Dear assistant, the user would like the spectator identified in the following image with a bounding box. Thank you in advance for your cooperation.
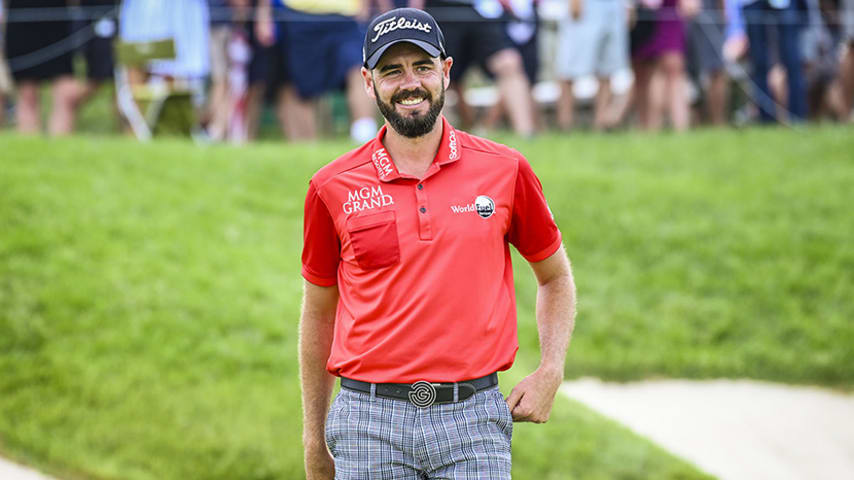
[740,0,807,123]
[417,0,537,136]
[630,0,697,131]
[556,0,630,131]
[687,0,730,124]
[801,0,848,120]
[482,0,542,132]
[206,0,235,140]
[268,0,377,143]
[241,0,284,140]
[5,0,79,135]
[72,0,119,106]
[840,0,854,118]
[0,0,11,127]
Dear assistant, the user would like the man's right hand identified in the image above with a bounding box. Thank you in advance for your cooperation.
[304,440,334,479]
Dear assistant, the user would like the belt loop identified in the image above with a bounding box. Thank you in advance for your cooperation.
[370,383,377,401]
[453,382,459,403]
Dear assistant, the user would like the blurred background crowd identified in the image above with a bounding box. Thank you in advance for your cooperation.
[1,0,853,142]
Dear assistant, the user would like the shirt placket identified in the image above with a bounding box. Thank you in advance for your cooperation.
[415,180,432,241]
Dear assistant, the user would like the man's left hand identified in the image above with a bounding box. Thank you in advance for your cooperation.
[504,366,564,423]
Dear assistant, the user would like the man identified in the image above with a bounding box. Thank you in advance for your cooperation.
[842,0,854,118]
[0,0,9,127]
[556,0,630,131]
[740,0,807,123]
[300,8,575,479]
[5,0,79,134]
[265,0,378,142]
[686,0,729,125]
[412,0,537,136]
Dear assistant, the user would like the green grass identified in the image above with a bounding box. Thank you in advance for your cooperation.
[2,125,851,479]
[504,126,854,387]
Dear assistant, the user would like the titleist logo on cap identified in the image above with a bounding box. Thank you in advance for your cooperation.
[371,16,432,43]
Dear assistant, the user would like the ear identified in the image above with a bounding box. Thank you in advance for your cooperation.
[442,56,453,90]
[361,66,376,100]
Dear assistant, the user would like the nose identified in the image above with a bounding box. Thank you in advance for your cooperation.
[399,68,420,90]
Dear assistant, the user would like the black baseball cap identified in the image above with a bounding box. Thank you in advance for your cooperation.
[363,8,446,70]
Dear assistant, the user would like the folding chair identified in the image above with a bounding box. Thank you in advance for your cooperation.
[114,39,197,140]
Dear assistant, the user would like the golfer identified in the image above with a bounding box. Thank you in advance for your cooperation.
[300,8,576,479]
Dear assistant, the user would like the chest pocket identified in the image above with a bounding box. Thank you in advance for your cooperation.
[346,210,400,269]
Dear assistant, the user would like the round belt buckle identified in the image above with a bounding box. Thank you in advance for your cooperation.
[408,380,437,408]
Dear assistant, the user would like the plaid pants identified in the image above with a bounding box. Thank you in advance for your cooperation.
[325,385,513,479]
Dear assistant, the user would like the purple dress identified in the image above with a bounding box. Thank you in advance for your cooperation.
[632,0,686,61]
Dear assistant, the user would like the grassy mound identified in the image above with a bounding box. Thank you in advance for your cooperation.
[3,126,851,478]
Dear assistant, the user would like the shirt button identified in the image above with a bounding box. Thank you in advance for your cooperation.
[419,207,426,213]
[417,184,423,190]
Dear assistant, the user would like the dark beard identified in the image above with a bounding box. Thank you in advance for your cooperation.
[375,85,444,138]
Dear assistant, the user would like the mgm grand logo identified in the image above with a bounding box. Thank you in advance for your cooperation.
[342,185,395,214]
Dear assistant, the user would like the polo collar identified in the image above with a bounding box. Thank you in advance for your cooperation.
[370,116,462,182]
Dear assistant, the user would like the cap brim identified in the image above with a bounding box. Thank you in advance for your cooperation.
[365,39,442,70]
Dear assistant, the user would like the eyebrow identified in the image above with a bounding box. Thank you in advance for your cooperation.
[378,59,435,74]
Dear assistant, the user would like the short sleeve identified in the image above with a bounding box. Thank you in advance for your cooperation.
[507,156,562,262]
[301,180,340,286]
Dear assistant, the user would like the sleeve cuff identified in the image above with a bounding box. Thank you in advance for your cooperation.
[301,267,338,287]
[521,233,563,263]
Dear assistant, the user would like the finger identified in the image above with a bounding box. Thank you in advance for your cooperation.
[511,396,532,421]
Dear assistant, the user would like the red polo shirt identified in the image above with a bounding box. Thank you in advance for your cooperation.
[302,117,561,383]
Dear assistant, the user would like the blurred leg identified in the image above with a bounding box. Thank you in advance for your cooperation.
[632,60,654,129]
[824,78,848,121]
[592,77,612,130]
[768,65,788,118]
[557,79,575,131]
[487,48,535,136]
[481,96,506,131]
[744,3,774,122]
[660,51,689,131]
[278,84,317,140]
[346,67,377,143]
[208,80,230,140]
[246,83,266,140]
[451,81,476,131]
[841,43,854,118]
[706,69,729,125]
[16,81,42,134]
[777,4,806,121]
[49,75,80,135]
[207,26,231,141]
[647,67,666,131]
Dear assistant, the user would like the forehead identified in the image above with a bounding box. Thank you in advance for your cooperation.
[375,42,438,68]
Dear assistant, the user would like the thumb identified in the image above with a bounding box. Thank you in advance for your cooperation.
[505,386,523,412]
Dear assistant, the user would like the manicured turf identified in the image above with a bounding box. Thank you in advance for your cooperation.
[2,125,851,478]
[504,126,854,387]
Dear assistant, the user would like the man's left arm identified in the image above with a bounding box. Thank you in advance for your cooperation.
[505,246,576,423]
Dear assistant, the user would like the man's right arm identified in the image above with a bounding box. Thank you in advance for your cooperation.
[300,280,340,479]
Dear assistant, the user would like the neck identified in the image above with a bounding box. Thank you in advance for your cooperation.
[382,116,444,179]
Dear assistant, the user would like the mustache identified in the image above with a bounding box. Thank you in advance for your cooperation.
[391,89,431,104]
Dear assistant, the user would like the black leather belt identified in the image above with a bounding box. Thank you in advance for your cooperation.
[340,372,498,408]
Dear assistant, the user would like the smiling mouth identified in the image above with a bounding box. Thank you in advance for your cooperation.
[398,97,426,106]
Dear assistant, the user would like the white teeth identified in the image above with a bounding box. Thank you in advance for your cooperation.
[399,97,424,105]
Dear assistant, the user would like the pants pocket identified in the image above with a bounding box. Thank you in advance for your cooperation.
[492,389,514,444]
[325,391,347,455]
